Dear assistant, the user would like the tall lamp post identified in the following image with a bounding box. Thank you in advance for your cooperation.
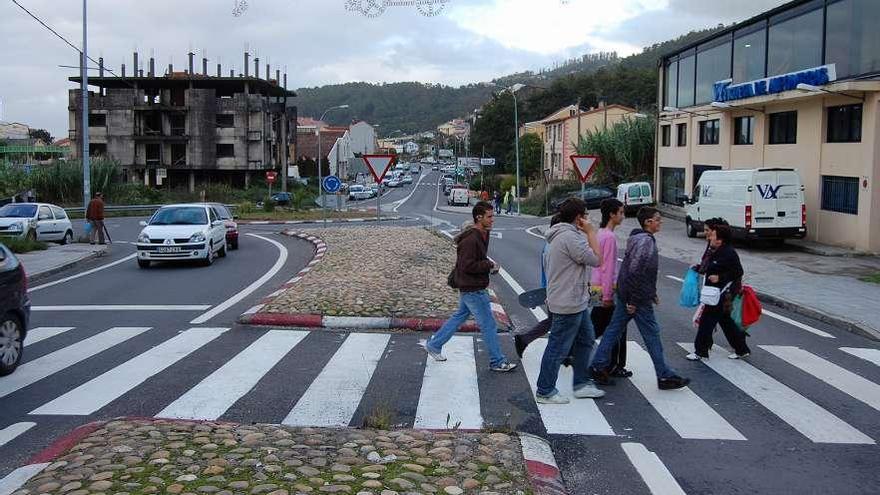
[81,0,91,210]
[316,104,349,222]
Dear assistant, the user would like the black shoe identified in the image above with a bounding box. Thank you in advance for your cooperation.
[561,356,574,368]
[514,335,527,358]
[610,367,633,378]
[658,375,691,390]
[590,366,615,386]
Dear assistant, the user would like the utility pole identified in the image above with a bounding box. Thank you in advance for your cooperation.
[81,0,91,209]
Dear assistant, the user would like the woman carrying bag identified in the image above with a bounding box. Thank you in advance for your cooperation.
[685,220,751,361]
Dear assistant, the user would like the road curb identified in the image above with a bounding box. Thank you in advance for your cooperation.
[237,216,405,225]
[519,433,568,495]
[25,245,109,284]
[237,230,513,332]
[754,291,880,341]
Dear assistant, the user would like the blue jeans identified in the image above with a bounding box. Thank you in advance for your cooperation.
[592,296,676,379]
[536,309,596,397]
[427,289,506,367]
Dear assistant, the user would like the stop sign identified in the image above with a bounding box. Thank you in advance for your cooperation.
[266,171,277,183]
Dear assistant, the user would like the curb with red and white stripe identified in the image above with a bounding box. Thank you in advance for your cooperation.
[237,215,406,226]
[519,433,569,495]
[238,231,513,332]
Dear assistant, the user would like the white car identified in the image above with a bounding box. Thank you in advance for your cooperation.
[402,174,414,185]
[0,203,74,244]
[136,204,228,268]
[348,185,372,201]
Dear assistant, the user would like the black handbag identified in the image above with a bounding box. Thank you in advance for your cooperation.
[447,265,458,289]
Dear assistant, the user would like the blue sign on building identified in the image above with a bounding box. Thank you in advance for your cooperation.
[713,64,837,103]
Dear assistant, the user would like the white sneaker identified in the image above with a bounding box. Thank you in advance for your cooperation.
[536,393,570,404]
[685,353,703,361]
[423,342,447,361]
[728,352,750,360]
[490,362,518,372]
[573,384,605,399]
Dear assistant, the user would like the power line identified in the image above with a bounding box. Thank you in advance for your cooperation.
[10,0,81,53]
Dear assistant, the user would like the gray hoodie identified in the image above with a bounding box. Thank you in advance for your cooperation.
[544,222,601,315]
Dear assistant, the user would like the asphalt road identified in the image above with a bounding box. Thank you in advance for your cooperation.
[1,171,878,495]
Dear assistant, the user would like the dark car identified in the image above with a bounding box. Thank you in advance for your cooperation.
[271,192,292,206]
[0,243,29,376]
[550,186,616,212]
[209,203,239,250]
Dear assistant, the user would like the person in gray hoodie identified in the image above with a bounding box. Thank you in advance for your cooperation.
[534,198,606,404]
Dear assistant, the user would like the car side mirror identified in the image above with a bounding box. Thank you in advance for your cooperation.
[139,220,148,227]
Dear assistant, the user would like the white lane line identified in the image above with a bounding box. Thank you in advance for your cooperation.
[159,330,308,420]
[626,341,745,440]
[392,172,428,212]
[24,327,74,346]
[191,233,288,324]
[32,305,210,312]
[0,463,51,495]
[415,336,483,430]
[761,345,880,412]
[28,253,138,293]
[0,327,151,399]
[0,422,36,447]
[31,328,228,416]
[525,225,544,240]
[840,347,880,367]
[621,443,687,495]
[497,266,547,321]
[679,343,873,444]
[284,333,390,427]
[521,338,615,436]
[664,275,834,338]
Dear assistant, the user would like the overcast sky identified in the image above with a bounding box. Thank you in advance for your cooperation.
[0,0,785,138]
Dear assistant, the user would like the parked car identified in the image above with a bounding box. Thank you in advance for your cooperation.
[0,242,29,376]
[208,203,239,250]
[136,203,228,268]
[271,192,292,206]
[348,184,372,201]
[617,182,654,214]
[386,177,401,187]
[0,203,74,244]
[443,183,455,196]
[550,186,616,212]
[410,165,420,174]
[431,165,439,171]
[402,174,414,185]
[448,187,470,206]
[683,168,807,241]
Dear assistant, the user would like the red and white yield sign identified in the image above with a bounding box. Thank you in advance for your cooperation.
[363,154,396,183]
[570,155,600,183]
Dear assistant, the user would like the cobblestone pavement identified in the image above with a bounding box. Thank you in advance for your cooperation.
[16,419,530,495]
[264,228,460,318]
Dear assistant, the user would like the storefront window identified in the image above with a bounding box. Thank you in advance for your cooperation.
[665,60,678,108]
[677,54,695,108]
[767,7,823,76]
[696,39,731,104]
[826,0,880,78]
[733,25,766,83]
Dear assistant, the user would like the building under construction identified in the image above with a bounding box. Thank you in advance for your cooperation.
[68,51,296,190]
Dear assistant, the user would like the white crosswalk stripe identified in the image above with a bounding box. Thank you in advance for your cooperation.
[23,327,74,346]
[840,347,880,367]
[416,336,484,430]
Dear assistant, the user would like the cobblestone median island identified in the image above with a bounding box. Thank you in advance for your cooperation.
[264,228,461,318]
[16,419,531,495]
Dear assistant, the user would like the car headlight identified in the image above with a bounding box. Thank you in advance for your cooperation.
[137,232,150,243]
[189,232,206,243]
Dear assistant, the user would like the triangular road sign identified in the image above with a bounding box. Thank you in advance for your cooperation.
[363,154,396,183]
[570,155,599,183]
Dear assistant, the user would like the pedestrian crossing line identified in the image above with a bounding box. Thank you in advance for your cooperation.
[760,345,880,412]
[0,422,36,448]
[621,442,687,495]
[678,343,874,444]
[158,330,309,421]
[283,333,390,427]
[24,327,74,346]
[30,328,228,416]
[0,463,51,495]
[415,336,484,430]
[0,327,152,399]
[626,342,746,440]
[840,347,880,368]
[520,338,615,436]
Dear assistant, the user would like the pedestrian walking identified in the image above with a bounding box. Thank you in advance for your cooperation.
[85,191,106,245]
[425,201,517,372]
[493,190,501,213]
[590,198,631,377]
[501,190,510,214]
[685,220,751,361]
[534,198,605,404]
[480,189,489,202]
[590,207,691,390]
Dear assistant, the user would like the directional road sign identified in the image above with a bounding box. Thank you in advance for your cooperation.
[322,175,341,193]
[569,155,599,183]
[362,154,396,183]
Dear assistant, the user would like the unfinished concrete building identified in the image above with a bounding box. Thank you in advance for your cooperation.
[68,51,296,190]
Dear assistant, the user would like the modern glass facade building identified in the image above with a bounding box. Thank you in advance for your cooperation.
[656,0,880,251]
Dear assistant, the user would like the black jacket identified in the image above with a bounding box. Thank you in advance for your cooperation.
[452,227,493,292]
[702,243,744,292]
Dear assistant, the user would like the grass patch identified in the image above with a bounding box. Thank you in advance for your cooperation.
[362,403,394,430]
[861,273,880,284]
[1,237,48,254]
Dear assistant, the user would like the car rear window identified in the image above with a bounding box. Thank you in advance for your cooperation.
[641,185,651,197]
[628,185,641,197]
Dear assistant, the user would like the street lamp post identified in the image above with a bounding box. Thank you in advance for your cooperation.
[316,104,349,223]
[512,89,521,215]
[81,0,91,210]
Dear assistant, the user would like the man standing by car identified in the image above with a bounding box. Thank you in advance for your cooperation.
[425,201,516,372]
[85,192,106,245]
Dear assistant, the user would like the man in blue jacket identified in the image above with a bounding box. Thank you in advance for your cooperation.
[590,207,690,390]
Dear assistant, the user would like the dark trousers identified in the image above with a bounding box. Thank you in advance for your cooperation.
[694,305,750,357]
[591,305,627,369]
[518,315,553,348]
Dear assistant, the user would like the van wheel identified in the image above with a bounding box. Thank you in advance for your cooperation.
[686,218,698,238]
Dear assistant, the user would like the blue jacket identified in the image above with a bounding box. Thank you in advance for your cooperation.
[617,228,659,307]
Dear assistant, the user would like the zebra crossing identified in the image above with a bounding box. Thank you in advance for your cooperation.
[6,325,880,447]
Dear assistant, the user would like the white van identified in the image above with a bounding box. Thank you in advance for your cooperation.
[448,187,470,207]
[617,182,654,214]
[684,168,806,241]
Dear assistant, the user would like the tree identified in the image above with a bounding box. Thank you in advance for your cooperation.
[29,128,53,145]
[506,133,543,181]
[469,92,516,172]
[575,116,655,185]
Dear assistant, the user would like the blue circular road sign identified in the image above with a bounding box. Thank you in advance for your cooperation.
[322,175,341,193]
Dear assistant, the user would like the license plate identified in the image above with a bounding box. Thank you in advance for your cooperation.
[157,246,182,253]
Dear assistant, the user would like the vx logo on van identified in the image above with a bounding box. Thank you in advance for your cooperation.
[757,184,781,200]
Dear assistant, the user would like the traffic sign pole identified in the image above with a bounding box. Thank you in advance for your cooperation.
[569,155,599,210]
[362,154,396,226]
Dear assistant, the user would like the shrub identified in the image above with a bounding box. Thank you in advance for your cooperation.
[2,237,49,254]
[262,196,275,213]
[235,202,255,215]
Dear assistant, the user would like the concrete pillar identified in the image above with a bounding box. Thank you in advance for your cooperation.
[245,172,251,188]
[144,169,150,187]
[189,171,195,193]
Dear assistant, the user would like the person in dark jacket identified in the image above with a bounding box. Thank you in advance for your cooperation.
[513,214,561,360]
[590,207,691,390]
[686,221,751,360]
[425,201,517,372]
[85,192,106,245]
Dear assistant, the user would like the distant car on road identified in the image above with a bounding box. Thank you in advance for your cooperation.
[0,202,74,244]
[410,165,420,174]
[208,203,239,250]
[348,185,372,201]
[402,174,414,185]
[271,192,292,206]
[387,177,401,187]
[550,186,616,212]
[431,165,439,171]
[136,203,228,268]
[448,187,470,207]
[0,242,28,376]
